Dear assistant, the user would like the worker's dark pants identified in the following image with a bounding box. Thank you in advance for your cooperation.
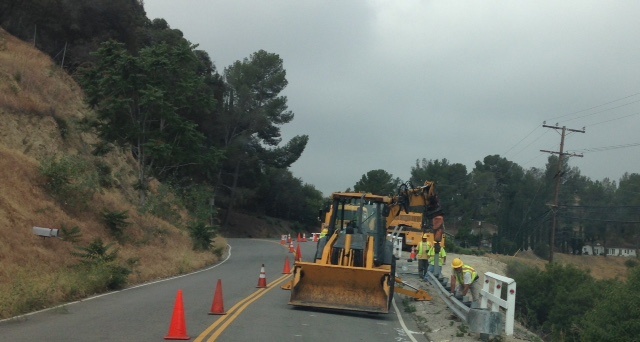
[418,259,429,278]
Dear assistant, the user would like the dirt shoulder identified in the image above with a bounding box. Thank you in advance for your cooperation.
[396,252,540,342]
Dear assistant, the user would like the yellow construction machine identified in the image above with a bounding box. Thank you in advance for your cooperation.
[283,181,443,313]
[387,211,446,250]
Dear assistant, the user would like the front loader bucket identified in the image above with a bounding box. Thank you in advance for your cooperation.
[288,262,392,313]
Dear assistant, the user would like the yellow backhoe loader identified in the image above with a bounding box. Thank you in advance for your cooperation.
[282,181,444,313]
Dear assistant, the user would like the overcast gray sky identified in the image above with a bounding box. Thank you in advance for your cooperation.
[144,1,640,197]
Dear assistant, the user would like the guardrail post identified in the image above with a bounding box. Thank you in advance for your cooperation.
[481,272,516,335]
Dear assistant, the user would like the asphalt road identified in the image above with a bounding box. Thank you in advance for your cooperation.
[0,238,425,341]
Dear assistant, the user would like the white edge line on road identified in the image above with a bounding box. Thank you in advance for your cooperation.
[392,296,419,342]
[0,244,233,323]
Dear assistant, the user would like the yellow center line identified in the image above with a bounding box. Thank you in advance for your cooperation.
[194,273,292,342]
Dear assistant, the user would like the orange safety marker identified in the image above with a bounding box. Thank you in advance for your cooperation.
[282,256,291,274]
[208,279,226,315]
[164,290,190,340]
[295,244,303,262]
[289,240,295,253]
[256,264,268,288]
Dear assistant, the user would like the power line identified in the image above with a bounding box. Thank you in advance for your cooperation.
[569,142,640,153]
[546,91,640,122]
[562,99,640,123]
[586,111,640,127]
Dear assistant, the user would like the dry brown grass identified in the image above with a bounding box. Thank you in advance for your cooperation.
[0,28,228,319]
[486,249,631,281]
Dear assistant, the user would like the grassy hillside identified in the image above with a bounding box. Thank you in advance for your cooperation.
[0,28,230,318]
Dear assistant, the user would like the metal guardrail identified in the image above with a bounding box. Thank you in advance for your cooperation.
[425,272,470,320]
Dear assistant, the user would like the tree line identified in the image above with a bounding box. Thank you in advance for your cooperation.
[352,155,640,257]
[1,0,324,230]
[3,1,639,252]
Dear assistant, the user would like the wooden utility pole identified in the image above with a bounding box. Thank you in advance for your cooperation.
[540,122,585,263]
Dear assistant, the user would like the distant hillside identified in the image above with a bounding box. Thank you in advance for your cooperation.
[0,27,229,318]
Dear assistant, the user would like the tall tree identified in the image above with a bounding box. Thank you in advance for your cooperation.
[353,169,401,196]
[214,50,308,226]
[81,40,220,204]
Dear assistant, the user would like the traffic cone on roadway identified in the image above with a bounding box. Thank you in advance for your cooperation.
[282,256,292,274]
[313,233,319,242]
[208,279,226,315]
[289,240,295,253]
[409,246,417,261]
[256,264,268,288]
[280,235,286,245]
[302,233,307,242]
[164,290,190,340]
[297,233,302,242]
[295,244,303,262]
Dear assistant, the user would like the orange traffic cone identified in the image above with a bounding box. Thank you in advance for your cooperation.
[410,246,417,261]
[289,240,295,253]
[295,244,303,262]
[313,233,318,242]
[297,233,302,242]
[282,256,291,274]
[164,290,190,340]
[280,235,286,245]
[208,279,226,315]
[256,264,268,288]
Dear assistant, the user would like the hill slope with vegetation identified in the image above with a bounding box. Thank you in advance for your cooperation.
[0,28,229,319]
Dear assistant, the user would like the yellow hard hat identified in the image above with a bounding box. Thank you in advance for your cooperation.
[422,233,429,239]
[321,228,328,234]
[452,258,463,268]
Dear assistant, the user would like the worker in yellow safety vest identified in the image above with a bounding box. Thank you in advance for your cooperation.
[449,258,481,305]
[417,234,431,279]
[315,228,329,261]
[319,228,328,239]
[426,244,446,279]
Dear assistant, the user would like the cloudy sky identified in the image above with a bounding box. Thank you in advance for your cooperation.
[144,1,640,197]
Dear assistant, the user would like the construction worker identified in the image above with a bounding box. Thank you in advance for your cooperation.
[426,242,446,280]
[315,228,329,260]
[417,233,431,279]
[449,258,481,305]
[319,228,328,239]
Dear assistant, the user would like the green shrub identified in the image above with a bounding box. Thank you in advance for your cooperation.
[177,184,216,224]
[53,116,69,139]
[580,267,640,341]
[624,258,639,268]
[94,160,114,188]
[512,263,599,341]
[39,155,99,210]
[101,210,130,241]
[60,224,82,243]
[141,183,181,225]
[188,221,217,251]
[71,238,131,291]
